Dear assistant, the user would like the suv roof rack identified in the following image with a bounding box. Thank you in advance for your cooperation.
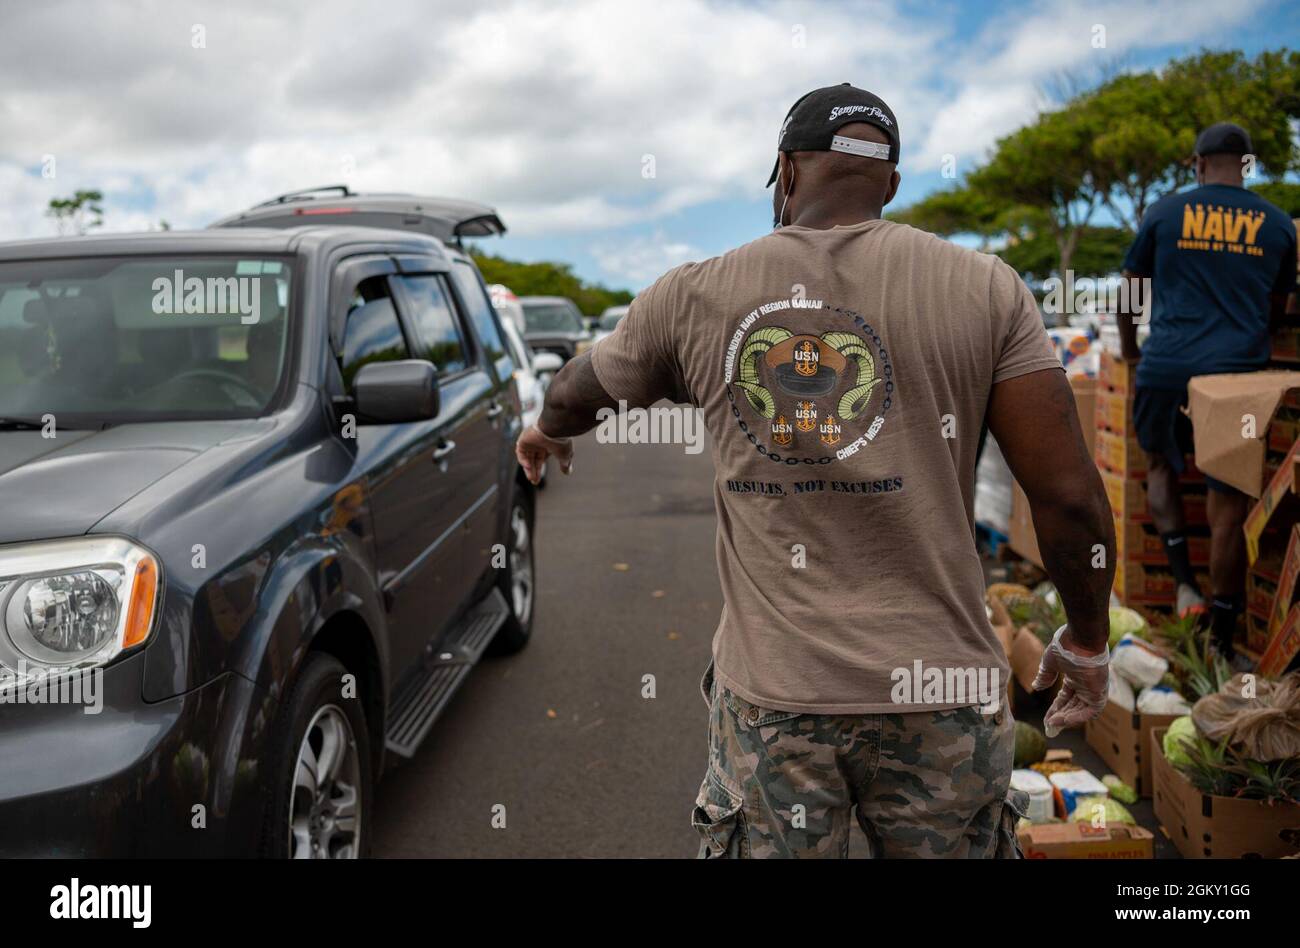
[211,189,507,246]
[252,184,356,208]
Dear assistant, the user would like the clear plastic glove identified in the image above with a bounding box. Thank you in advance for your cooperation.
[1031,624,1110,738]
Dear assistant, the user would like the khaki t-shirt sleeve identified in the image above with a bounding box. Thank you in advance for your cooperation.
[590,270,688,407]
[990,259,1062,384]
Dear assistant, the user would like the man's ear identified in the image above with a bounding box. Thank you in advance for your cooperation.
[883,169,901,207]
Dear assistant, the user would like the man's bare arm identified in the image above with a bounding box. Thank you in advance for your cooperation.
[515,351,618,484]
[1117,270,1145,363]
[986,368,1114,654]
[538,351,618,437]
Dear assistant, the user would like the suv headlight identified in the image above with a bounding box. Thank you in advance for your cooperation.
[0,537,159,675]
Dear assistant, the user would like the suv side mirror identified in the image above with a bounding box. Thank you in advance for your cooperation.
[531,351,564,374]
[352,360,439,423]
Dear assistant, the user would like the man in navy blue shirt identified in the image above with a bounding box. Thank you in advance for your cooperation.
[1120,122,1297,656]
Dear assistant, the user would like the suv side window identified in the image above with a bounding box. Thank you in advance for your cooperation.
[449,263,514,379]
[395,275,468,376]
[341,276,409,391]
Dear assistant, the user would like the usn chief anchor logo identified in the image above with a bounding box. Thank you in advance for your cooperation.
[723,298,894,465]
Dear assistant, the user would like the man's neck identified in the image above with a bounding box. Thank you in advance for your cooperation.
[788,199,884,230]
[1200,174,1243,188]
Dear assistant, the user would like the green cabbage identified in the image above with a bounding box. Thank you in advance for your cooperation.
[1108,607,1147,647]
[1163,715,1198,768]
[1069,795,1137,826]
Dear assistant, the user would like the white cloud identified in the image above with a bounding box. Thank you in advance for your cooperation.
[591,231,701,286]
[0,0,1273,254]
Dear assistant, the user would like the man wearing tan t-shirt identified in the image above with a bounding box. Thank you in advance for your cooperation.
[516,84,1114,858]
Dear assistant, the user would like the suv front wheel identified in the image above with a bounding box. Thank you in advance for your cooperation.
[263,652,372,858]
[491,489,535,654]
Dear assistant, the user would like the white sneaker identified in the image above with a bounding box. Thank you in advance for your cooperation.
[1176,583,1205,616]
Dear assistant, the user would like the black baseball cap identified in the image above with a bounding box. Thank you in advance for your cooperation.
[1195,122,1252,157]
[766,83,900,187]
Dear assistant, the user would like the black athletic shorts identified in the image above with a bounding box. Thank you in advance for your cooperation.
[1132,385,1233,493]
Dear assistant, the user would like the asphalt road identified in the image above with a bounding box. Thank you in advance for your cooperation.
[372,428,720,857]
[371,427,1178,858]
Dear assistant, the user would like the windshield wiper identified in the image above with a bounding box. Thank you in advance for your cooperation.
[0,417,49,431]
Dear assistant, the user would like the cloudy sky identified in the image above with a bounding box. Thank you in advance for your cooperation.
[0,0,1294,289]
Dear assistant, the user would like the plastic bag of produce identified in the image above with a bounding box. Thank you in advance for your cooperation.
[1108,671,1136,711]
[1010,769,1055,823]
[1111,634,1168,689]
[1136,684,1192,716]
[1191,671,1300,762]
[1069,795,1137,826]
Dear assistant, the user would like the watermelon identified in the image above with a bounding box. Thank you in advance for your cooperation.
[1014,722,1048,768]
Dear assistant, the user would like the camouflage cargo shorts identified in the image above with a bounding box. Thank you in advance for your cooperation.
[692,662,1028,858]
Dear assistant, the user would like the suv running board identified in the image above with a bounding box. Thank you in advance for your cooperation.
[384,587,511,758]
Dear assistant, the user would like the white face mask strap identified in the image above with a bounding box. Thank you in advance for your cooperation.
[779,161,795,227]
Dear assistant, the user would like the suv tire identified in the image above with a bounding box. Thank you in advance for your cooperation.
[262,652,372,858]
[491,489,535,654]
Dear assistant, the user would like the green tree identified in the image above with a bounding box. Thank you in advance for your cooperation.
[1163,49,1298,178]
[47,189,104,235]
[1250,181,1300,217]
[470,250,633,316]
[968,108,1105,276]
[886,184,1004,246]
[1085,72,1196,231]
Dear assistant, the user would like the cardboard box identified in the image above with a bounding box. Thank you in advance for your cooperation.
[1258,602,1300,678]
[1114,562,1209,606]
[1115,520,1209,566]
[1098,350,1135,398]
[1186,372,1300,497]
[1007,375,1097,568]
[1095,387,1131,434]
[1266,525,1300,647]
[1245,438,1300,563]
[1269,415,1299,454]
[1104,469,1208,525]
[1246,611,1273,656]
[1085,700,1182,798]
[1018,821,1154,859]
[987,595,1017,712]
[1009,626,1046,692]
[1094,427,1146,476]
[1150,726,1300,858]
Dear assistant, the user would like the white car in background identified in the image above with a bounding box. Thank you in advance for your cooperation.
[593,304,630,342]
[489,283,526,335]
[500,316,563,487]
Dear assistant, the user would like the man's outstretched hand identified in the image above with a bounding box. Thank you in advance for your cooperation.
[1031,625,1110,738]
[516,424,574,484]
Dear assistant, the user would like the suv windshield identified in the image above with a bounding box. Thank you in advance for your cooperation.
[0,255,292,426]
[522,302,583,333]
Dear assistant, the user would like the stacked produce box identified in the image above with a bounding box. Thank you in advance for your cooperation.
[1094,352,1209,610]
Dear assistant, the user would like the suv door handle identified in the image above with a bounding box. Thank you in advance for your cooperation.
[432,440,457,463]
[486,403,504,419]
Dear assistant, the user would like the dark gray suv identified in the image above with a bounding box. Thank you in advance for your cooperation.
[0,224,534,857]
